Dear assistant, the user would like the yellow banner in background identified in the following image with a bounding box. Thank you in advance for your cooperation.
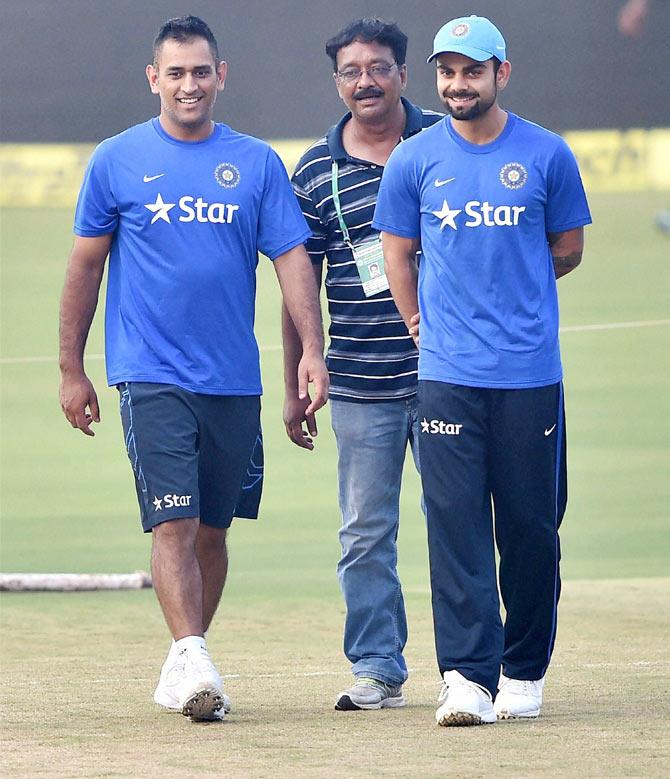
[1,130,669,208]
[564,129,670,192]
[0,140,313,209]
[0,144,95,208]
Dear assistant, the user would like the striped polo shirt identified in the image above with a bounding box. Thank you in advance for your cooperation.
[292,98,442,403]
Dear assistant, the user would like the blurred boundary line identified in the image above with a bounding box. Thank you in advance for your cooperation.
[1,131,669,208]
[1,320,669,366]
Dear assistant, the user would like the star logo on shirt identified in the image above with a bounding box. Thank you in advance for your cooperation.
[420,417,430,433]
[144,193,175,224]
[432,199,461,231]
[153,496,163,511]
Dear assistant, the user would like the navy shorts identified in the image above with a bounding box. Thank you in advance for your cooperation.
[118,382,263,533]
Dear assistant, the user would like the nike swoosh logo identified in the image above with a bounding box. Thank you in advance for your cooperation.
[434,177,455,187]
[143,173,165,183]
[544,424,557,436]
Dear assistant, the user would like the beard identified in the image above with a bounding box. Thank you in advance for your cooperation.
[442,88,496,121]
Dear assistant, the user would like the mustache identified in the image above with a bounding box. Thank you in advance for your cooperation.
[445,90,479,99]
[353,87,384,100]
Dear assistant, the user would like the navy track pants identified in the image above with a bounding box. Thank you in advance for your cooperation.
[418,380,567,697]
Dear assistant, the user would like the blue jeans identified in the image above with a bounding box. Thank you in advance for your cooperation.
[330,397,421,687]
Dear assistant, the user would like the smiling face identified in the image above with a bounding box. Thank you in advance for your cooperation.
[436,52,509,121]
[334,39,407,125]
[146,36,227,141]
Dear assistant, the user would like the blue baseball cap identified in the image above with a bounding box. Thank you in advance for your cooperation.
[427,15,507,63]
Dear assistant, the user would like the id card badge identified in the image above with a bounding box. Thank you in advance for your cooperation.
[352,239,390,297]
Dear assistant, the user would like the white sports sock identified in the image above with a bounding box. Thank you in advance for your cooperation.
[174,635,207,654]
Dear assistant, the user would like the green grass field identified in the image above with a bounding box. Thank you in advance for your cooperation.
[1,193,669,777]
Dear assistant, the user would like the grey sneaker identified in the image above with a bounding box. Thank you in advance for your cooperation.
[335,677,405,711]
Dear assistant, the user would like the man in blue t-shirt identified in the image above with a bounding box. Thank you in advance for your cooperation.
[58,15,328,722]
[373,15,591,726]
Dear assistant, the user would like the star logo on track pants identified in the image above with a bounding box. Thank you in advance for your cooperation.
[421,417,463,435]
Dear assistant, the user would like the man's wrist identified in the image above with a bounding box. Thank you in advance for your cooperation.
[299,341,324,357]
[59,358,86,377]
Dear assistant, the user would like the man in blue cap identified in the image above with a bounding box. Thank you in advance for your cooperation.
[373,16,591,726]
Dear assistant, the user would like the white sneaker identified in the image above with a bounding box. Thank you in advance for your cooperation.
[494,674,544,719]
[154,670,231,717]
[153,644,227,721]
[435,670,496,727]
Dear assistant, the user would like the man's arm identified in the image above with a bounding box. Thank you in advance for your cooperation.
[382,232,421,346]
[547,227,584,279]
[59,234,111,436]
[281,263,323,450]
[274,244,328,444]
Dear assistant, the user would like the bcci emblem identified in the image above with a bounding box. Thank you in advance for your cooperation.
[451,22,470,37]
[499,162,528,190]
[214,162,241,189]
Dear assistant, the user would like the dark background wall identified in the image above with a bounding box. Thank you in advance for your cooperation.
[2,0,669,142]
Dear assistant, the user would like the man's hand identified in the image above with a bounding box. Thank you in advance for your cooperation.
[381,232,420,336]
[283,393,318,450]
[297,349,329,417]
[59,233,110,437]
[59,371,100,436]
[276,245,327,447]
[409,312,420,348]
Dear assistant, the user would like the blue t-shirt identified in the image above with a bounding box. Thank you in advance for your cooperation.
[74,118,311,395]
[373,112,592,389]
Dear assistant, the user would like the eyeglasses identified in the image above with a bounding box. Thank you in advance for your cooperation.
[336,63,398,83]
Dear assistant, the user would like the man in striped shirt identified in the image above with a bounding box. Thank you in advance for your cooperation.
[282,18,441,711]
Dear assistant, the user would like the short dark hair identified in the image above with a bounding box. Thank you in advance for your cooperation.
[153,15,219,66]
[325,18,408,71]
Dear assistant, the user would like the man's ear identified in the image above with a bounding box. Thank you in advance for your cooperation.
[146,63,160,95]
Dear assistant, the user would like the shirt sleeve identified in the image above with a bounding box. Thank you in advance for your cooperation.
[372,144,421,239]
[291,175,327,267]
[545,139,592,233]
[73,142,118,236]
[257,148,311,260]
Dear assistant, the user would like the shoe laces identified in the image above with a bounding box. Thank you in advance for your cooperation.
[181,646,216,676]
[438,671,491,703]
[500,677,542,696]
[355,677,389,693]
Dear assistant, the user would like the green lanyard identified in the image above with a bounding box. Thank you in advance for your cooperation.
[331,160,354,248]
